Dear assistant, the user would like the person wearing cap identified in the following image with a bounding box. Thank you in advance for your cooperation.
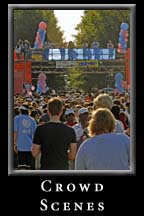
[75,108,130,170]
[72,108,89,151]
[14,104,37,170]
[32,97,77,170]
[68,107,89,170]
[64,109,77,127]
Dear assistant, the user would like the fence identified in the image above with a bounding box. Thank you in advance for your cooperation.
[30,48,116,61]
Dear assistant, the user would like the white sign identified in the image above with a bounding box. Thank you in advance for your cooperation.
[56,61,77,68]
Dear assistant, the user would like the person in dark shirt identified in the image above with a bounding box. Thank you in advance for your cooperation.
[39,112,50,124]
[32,97,77,170]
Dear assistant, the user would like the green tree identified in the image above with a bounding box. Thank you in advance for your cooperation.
[67,67,85,90]
[14,10,44,46]
[46,74,66,91]
[41,10,64,46]
[75,10,130,48]
[14,9,64,47]
[68,67,109,91]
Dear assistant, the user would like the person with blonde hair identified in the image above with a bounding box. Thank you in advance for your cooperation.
[93,94,124,133]
[93,93,113,110]
[75,108,130,170]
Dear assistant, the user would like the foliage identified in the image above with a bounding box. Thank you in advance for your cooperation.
[14,9,64,47]
[46,74,66,91]
[68,67,85,90]
[68,67,110,91]
[75,10,130,48]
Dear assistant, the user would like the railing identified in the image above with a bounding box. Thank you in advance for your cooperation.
[30,48,116,61]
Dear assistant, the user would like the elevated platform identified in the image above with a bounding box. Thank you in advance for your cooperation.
[14,49,126,81]
[14,48,130,94]
[31,59,125,76]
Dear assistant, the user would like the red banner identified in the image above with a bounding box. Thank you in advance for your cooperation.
[14,60,32,94]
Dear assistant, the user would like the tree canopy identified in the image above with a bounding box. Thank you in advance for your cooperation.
[14,9,64,47]
[75,10,130,48]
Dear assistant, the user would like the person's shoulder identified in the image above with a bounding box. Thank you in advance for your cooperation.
[117,133,130,139]
[40,113,48,118]
[111,133,130,141]
[62,123,76,133]
[115,119,124,128]
[29,116,36,122]
[72,123,81,130]
[14,115,19,120]
[37,122,48,129]
[79,137,92,150]
[62,123,73,130]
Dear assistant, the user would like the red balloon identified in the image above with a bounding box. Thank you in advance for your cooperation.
[39,21,47,30]
[117,48,121,53]
[31,86,35,91]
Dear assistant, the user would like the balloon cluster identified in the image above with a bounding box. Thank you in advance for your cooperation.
[115,72,124,93]
[117,23,129,53]
[34,21,47,48]
[36,72,47,94]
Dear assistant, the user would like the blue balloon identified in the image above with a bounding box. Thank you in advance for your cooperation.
[115,72,124,93]
[122,41,126,46]
[120,23,129,30]
[123,44,127,49]
[119,32,123,37]
[36,83,42,93]
[119,37,125,43]
[38,29,46,43]
[34,41,38,48]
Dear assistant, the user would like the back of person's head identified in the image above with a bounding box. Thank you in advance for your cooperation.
[88,108,115,137]
[119,112,128,129]
[48,97,63,116]
[20,104,29,115]
[93,94,113,110]
[30,110,39,118]
[14,107,20,116]
[111,105,120,120]
[113,99,121,106]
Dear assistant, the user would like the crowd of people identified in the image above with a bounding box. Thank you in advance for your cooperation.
[15,39,32,60]
[13,88,130,171]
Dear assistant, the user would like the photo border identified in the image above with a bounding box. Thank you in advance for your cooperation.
[8,4,136,176]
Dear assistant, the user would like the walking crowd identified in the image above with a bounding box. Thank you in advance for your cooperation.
[13,88,130,171]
